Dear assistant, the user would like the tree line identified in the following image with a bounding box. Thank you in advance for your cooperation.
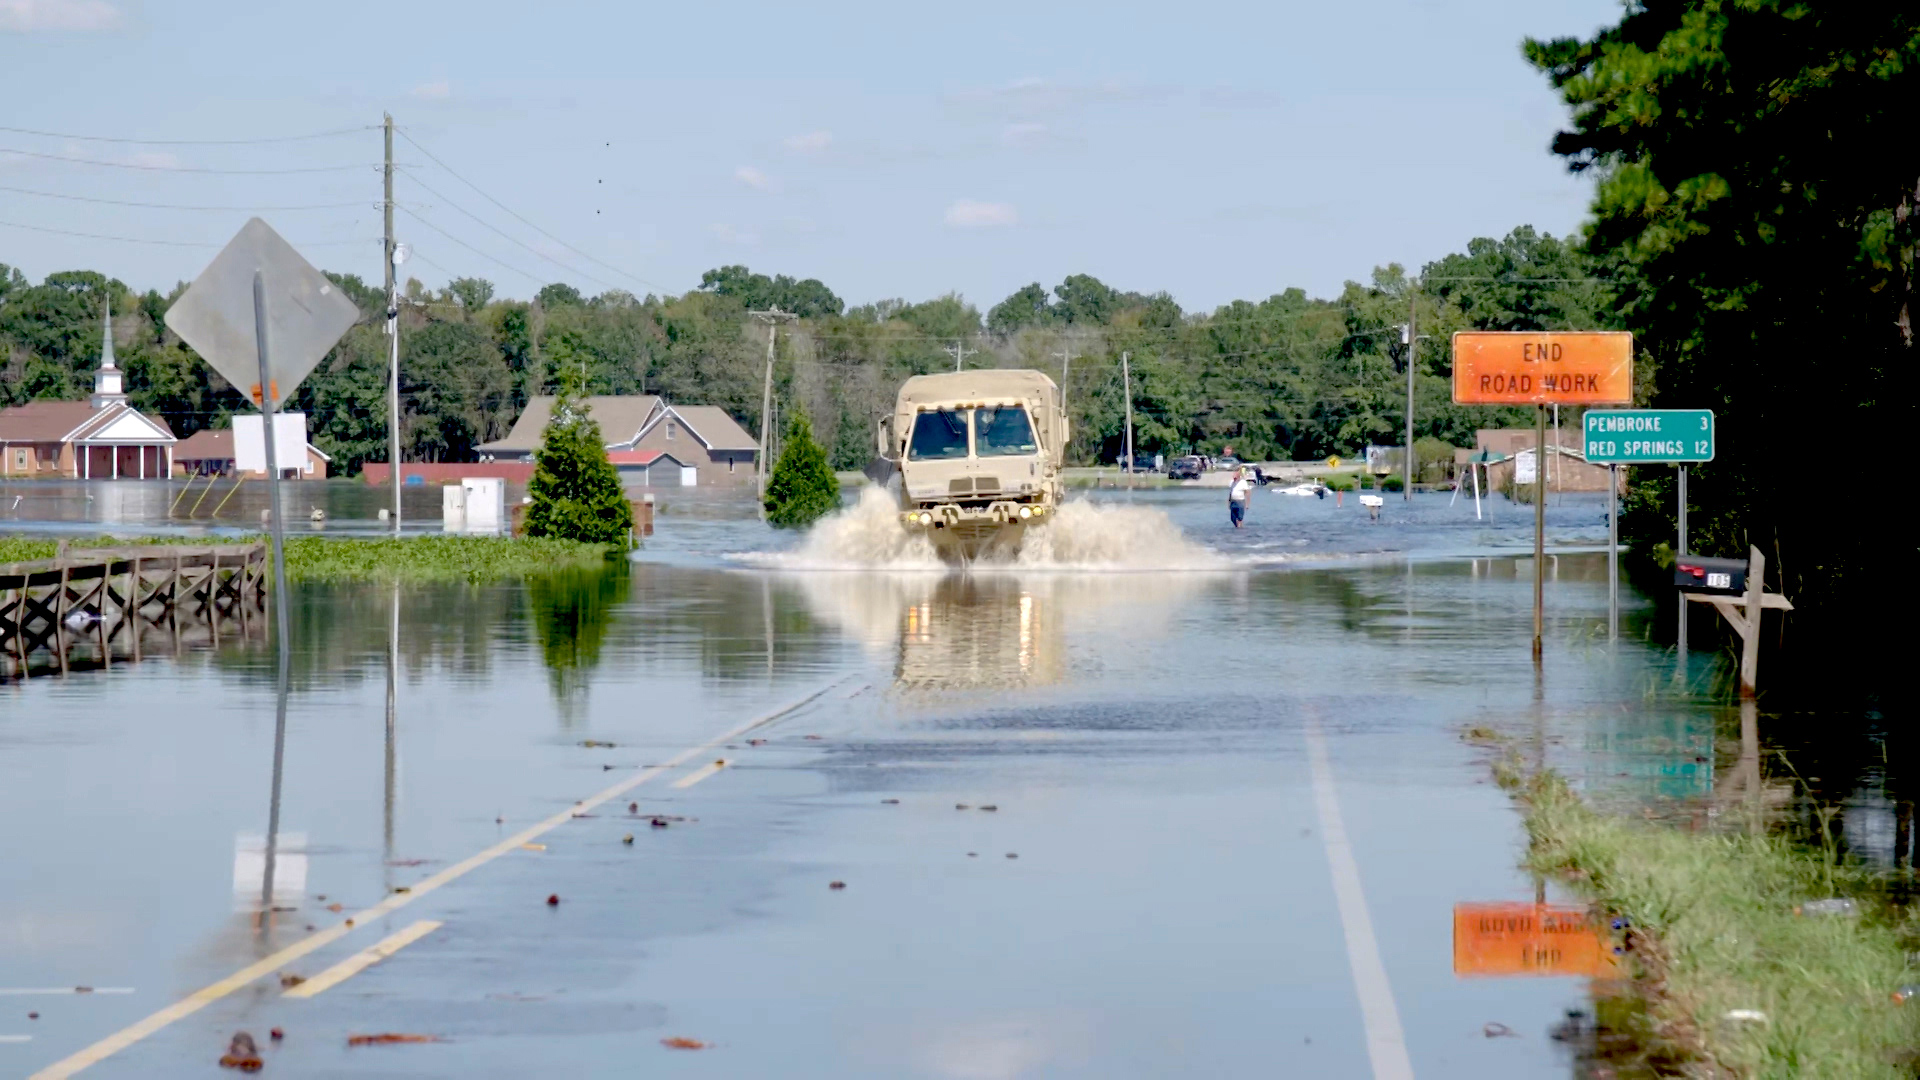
[1,224,1620,478]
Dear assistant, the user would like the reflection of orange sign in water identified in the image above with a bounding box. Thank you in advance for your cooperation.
[1453,902,1618,977]
[1452,331,1633,405]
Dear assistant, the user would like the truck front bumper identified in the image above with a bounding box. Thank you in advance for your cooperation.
[901,502,1050,529]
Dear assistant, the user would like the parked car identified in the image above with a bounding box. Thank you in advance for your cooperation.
[1167,455,1204,480]
[1118,452,1159,472]
[1212,456,1243,472]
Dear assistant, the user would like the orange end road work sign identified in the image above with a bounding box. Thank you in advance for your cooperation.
[1452,902,1619,977]
[1452,331,1633,405]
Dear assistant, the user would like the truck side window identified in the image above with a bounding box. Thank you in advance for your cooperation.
[975,406,1036,457]
[908,409,971,460]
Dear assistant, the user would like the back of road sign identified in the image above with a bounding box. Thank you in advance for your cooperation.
[164,218,361,408]
[1583,408,1714,464]
[1452,331,1633,405]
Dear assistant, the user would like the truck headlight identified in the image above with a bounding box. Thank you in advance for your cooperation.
[918,512,933,526]
[1018,506,1032,520]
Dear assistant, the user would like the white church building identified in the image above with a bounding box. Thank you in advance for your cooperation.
[0,301,178,479]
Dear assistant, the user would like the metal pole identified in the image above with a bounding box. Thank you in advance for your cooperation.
[1121,350,1134,484]
[1608,463,1618,640]
[1403,288,1416,501]
[1532,404,1545,663]
[384,113,401,534]
[1677,464,1688,667]
[751,309,783,492]
[253,269,293,917]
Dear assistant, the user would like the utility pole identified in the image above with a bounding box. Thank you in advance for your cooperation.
[944,340,977,372]
[748,307,796,491]
[1121,350,1135,482]
[383,113,401,533]
[1052,348,1077,411]
[1402,282,1417,502]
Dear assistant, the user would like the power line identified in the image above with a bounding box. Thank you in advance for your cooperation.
[401,173,621,293]
[394,127,667,294]
[0,124,376,146]
[0,183,369,212]
[0,217,373,249]
[397,206,547,288]
[0,146,378,174]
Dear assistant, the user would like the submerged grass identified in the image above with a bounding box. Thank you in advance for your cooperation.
[0,534,615,583]
[1512,768,1920,1078]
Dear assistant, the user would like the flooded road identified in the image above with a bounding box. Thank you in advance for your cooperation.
[4,485,1717,1078]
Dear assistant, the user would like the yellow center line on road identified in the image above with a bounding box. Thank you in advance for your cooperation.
[26,678,848,1080]
[670,758,728,789]
[282,920,441,999]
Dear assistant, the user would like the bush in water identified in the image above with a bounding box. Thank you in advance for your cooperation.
[763,409,839,529]
[526,391,634,546]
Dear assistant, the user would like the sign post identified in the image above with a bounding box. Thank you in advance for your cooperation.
[1584,408,1715,656]
[1452,331,1633,663]
[165,218,359,916]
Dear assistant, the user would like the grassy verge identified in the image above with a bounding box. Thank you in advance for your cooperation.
[1,534,616,583]
[1511,768,1920,1078]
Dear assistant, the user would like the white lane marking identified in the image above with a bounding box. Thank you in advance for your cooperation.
[26,678,849,1080]
[283,920,441,999]
[1306,712,1415,1080]
[671,759,728,789]
[0,990,132,997]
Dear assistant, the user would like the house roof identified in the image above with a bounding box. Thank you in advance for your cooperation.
[174,427,327,461]
[633,404,757,452]
[476,395,662,454]
[607,449,683,466]
[0,400,175,443]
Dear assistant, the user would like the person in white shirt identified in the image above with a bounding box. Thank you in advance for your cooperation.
[1228,468,1252,528]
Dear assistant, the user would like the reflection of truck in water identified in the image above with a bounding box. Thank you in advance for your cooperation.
[875,369,1066,559]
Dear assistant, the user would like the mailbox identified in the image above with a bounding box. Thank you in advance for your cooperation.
[1675,555,1748,595]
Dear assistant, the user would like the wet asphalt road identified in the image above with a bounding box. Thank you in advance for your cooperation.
[2,488,1684,1078]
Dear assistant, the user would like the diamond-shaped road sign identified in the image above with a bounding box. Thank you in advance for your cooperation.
[164,217,361,407]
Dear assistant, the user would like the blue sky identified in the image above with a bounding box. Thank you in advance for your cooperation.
[2,0,1622,312]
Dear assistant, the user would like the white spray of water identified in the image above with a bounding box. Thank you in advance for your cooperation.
[738,485,1222,572]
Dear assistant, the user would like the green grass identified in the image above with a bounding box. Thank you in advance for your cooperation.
[1,534,616,583]
[1512,769,1920,1078]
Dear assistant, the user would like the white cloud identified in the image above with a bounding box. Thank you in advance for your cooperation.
[944,199,1018,228]
[0,0,122,32]
[734,165,776,191]
[782,130,832,154]
[411,79,452,100]
[710,223,759,246]
[1000,122,1048,147]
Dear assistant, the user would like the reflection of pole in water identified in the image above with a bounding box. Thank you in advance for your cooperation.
[762,575,773,678]
[384,581,398,863]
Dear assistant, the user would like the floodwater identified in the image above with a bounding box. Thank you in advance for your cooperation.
[2,480,1760,1078]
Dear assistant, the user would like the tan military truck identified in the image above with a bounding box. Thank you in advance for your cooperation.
[875,369,1067,557]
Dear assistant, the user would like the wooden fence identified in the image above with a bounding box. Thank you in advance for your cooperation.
[0,543,268,680]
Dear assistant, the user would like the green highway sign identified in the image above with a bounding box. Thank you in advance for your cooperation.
[1583,409,1714,464]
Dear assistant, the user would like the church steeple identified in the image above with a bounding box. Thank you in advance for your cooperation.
[91,298,126,409]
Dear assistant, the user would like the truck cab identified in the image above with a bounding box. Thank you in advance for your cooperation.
[877,369,1066,556]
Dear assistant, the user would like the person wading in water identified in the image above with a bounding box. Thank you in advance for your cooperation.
[1228,467,1251,528]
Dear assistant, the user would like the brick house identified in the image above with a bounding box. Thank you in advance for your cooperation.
[477,395,757,488]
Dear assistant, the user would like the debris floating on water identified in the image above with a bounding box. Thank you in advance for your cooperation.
[218,1032,262,1071]
[622,834,634,845]
[546,894,560,906]
[278,973,305,988]
[661,1037,707,1050]
[829,881,846,890]
[1483,1022,1517,1038]
[269,1028,283,1041]
[347,1033,444,1046]
[881,798,899,805]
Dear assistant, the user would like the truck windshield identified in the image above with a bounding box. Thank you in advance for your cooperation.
[908,409,971,460]
[975,405,1036,457]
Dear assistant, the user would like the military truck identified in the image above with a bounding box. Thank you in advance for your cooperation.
[875,369,1067,558]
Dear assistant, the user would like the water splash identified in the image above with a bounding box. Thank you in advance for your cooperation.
[736,485,1223,571]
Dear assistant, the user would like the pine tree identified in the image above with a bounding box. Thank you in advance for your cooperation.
[762,408,840,528]
[525,390,635,545]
